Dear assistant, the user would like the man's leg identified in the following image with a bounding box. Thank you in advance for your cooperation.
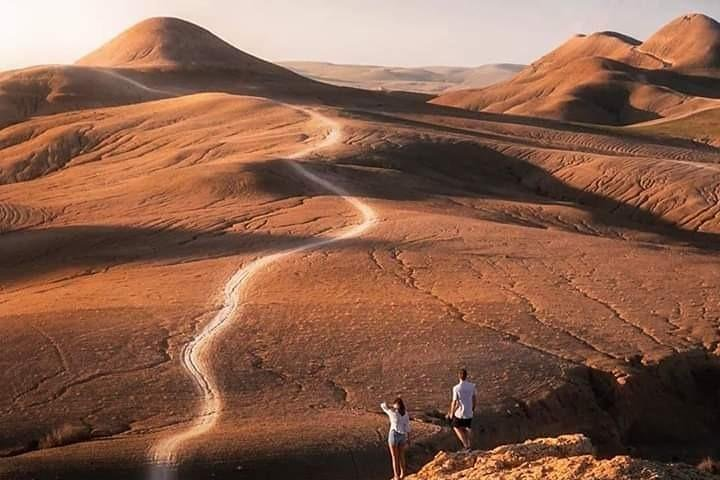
[453,427,465,447]
[463,427,472,449]
[457,428,470,450]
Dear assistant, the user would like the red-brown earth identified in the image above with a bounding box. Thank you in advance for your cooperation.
[1,16,720,480]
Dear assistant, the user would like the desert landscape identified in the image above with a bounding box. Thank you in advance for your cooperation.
[279,62,524,94]
[1,7,720,480]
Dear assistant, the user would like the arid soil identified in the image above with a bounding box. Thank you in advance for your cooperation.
[632,106,720,145]
[1,15,720,480]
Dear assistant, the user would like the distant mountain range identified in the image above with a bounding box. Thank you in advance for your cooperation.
[279,61,525,94]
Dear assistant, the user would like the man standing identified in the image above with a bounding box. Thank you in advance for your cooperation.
[447,368,476,451]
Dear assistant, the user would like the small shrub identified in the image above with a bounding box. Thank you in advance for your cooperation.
[698,457,720,474]
[38,423,91,449]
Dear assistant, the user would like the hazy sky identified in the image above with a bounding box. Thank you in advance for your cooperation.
[2,0,720,71]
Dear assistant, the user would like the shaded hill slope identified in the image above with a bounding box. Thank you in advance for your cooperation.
[0,65,167,129]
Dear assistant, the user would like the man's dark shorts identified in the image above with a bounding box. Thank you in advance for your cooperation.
[452,417,472,429]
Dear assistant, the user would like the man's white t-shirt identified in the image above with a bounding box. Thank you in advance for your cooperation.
[452,380,476,419]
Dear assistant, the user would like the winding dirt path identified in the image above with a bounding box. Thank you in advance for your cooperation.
[148,107,377,474]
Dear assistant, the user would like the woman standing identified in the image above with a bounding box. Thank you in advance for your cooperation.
[381,397,410,480]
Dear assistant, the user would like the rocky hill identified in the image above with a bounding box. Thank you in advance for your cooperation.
[432,13,720,125]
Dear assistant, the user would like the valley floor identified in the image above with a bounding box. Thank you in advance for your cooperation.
[1,80,720,479]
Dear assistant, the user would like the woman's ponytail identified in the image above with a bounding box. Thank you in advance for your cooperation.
[394,397,406,416]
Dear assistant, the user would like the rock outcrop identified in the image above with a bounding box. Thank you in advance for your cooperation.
[408,435,715,480]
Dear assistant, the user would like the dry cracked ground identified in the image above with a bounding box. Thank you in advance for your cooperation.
[2,19,720,480]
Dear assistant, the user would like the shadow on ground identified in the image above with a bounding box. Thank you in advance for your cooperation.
[0,225,389,285]
[5,348,720,480]
[465,347,720,462]
[246,141,720,252]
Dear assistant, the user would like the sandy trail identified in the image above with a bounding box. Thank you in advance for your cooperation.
[147,107,376,475]
[99,68,175,96]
